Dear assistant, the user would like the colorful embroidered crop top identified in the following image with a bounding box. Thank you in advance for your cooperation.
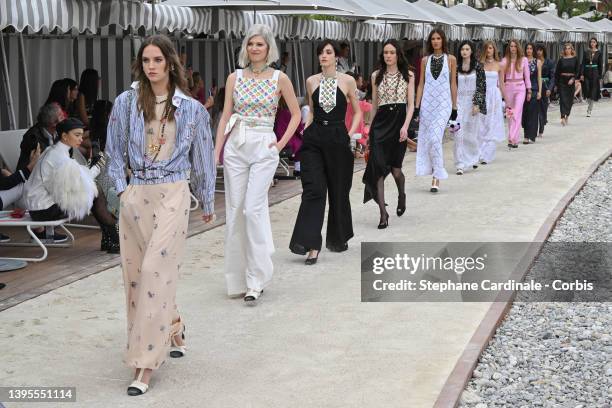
[232,69,281,118]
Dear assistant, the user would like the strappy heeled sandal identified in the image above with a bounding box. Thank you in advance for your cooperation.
[170,322,186,358]
[127,368,149,396]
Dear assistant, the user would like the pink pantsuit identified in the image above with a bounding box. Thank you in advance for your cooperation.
[502,57,531,144]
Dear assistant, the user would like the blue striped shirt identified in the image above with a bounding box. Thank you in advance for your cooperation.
[106,82,216,214]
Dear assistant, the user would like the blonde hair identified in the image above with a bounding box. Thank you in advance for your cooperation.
[504,39,524,74]
[562,42,576,57]
[479,41,499,64]
[238,24,279,69]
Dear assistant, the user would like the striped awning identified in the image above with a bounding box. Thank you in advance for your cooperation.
[0,0,101,33]
[0,0,211,34]
[471,26,496,41]
[292,18,353,41]
[532,29,559,43]
[216,10,292,38]
[104,0,212,33]
[354,22,403,42]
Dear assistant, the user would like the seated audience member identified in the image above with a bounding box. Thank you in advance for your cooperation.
[345,72,372,156]
[0,151,39,242]
[44,79,72,119]
[64,78,79,118]
[23,119,102,242]
[210,87,226,139]
[274,97,304,177]
[76,68,100,126]
[272,52,290,73]
[89,100,121,253]
[603,63,612,88]
[90,100,113,155]
[348,71,366,100]
[17,103,64,172]
[190,72,215,109]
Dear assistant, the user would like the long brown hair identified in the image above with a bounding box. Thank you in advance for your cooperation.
[132,35,189,123]
[426,29,448,55]
[504,39,524,74]
[479,41,499,64]
[375,39,411,86]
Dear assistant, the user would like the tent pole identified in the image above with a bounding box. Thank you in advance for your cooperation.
[299,39,306,97]
[292,41,301,95]
[422,23,426,52]
[0,32,16,130]
[151,0,156,35]
[18,33,33,127]
[225,39,232,74]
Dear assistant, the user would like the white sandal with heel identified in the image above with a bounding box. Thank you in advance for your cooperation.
[127,368,149,396]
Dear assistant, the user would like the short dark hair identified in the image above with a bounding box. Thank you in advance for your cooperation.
[535,43,547,58]
[340,43,350,50]
[317,39,340,56]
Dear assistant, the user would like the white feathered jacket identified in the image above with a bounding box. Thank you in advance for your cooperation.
[23,142,99,220]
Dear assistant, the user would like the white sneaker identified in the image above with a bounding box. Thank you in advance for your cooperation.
[456,169,464,175]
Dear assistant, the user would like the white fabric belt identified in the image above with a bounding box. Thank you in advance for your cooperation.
[225,114,275,148]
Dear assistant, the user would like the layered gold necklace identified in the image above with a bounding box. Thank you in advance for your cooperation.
[146,98,171,158]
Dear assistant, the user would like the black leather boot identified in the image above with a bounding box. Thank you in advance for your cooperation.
[100,225,110,252]
[107,224,120,254]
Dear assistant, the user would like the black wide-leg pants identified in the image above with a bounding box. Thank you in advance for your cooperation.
[559,81,575,118]
[538,94,549,134]
[522,95,540,142]
[289,123,354,253]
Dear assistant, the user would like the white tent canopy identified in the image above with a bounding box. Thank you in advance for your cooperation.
[413,0,464,26]
[534,11,583,32]
[161,0,361,14]
[515,10,554,30]
[351,0,438,23]
[567,16,603,32]
[449,4,501,27]
[591,18,612,33]
[482,7,529,29]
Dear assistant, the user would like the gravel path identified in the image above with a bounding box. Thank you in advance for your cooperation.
[460,158,612,408]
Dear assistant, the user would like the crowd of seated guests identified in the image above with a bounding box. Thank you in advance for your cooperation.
[2,69,118,251]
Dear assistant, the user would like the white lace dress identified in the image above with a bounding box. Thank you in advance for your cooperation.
[454,71,482,170]
[416,54,451,180]
[478,70,506,163]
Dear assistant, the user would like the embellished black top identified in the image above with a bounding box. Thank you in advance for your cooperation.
[580,50,603,80]
[430,54,444,80]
